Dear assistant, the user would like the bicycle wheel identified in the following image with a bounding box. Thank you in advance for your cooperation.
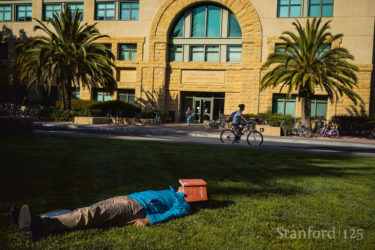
[220,130,236,144]
[247,130,263,146]
[329,129,339,138]
[317,128,326,137]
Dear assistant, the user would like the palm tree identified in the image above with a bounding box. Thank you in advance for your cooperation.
[261,18,362,135]
[16,6,116,110]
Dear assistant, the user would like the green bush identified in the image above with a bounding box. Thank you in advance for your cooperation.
[55,99,99,109]
[30,99,57,107]
[39,108,102,121]
[90,100,141,117]
[141,112,156,119]
[52,99,141,119]
[0,107,8,116]
[331,115,375,135]
[244,113,295,135]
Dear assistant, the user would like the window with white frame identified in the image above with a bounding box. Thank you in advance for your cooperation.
[71,88,80,99]
[277,0,334,18]
[42,3,84,21]
[169,4,242,63]
[93,89,112,101]
[272,94,297,117]
[190,46,220,62]
[169,46,183,62]
[120,2,139,20]
[311,96,328,118]
[118,44,137,61]
[95,2,115,20]
[117,89,135,104]
[43,4,61,21]
[275,43,331,58]
[67,3,84,20]
[309,0,333,17]
[227,46,242,62]
[16,5,32,22]
[277,0,301,17]
[0,5,11,22]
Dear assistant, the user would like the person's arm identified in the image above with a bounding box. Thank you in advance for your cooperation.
[241,115,248,122]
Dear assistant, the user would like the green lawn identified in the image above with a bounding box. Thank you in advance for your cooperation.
[0,135,374,249]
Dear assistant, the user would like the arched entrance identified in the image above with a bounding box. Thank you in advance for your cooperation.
[145,0,263,121]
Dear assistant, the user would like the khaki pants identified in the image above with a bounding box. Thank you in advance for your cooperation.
[41,196,145,234]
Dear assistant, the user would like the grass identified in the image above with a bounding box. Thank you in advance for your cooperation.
[0,134,374,249]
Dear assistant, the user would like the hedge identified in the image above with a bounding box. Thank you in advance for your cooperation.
[90,100,141,117]
[331,115,375,136]
[243,113,295,135]
[39,108,102,122]
[51,100,142,121]
[55,99,99,109]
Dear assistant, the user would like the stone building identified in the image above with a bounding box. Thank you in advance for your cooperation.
[0,0,374,121]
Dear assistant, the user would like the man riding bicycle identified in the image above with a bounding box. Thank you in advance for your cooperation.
[232,104,248,142]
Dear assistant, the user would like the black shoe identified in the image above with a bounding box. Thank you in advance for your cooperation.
[11,205,20,226]
[18,204,42,241]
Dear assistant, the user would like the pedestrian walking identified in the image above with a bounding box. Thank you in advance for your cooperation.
[186,107,192,125]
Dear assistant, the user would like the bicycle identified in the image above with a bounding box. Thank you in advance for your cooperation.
[317,122,339,138]
[106,112,113,124]
[292,119,309,137]
[280,120,288,136]
[152,112,161,125]
[220,119,263,146]
[115,111,124,125]
[209,119,220,129]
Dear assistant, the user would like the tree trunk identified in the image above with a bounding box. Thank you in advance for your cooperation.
[62,79,72,110]
[301,96,312,136]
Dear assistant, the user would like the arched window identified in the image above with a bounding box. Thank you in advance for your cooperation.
[169,4,242,62]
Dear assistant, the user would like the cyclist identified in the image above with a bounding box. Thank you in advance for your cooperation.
[232,104,248,142]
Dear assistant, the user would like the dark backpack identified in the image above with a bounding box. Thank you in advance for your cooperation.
[229,111,237,122]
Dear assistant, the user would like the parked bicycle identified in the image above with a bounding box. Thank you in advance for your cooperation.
[220,119,263,146]
[280,120,288,136]
[292,119,309,137]
[115,111,124,125]
[317,122,339,138]
[152,112,161,125]
[0,103,41,119]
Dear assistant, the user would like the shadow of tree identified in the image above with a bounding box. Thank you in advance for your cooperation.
[137,86,179,121]
[345,104,367,116]
[0,25,29,103]
[0,136,374,221]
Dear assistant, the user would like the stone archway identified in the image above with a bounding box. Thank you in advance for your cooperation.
[148,0,263,66]
[141,0,263,118]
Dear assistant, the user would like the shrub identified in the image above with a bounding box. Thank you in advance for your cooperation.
[39,108,101,121]
[53,100,141,119]
[0,107,7,116]
[243,113,295,135]
[331,115,375,135]
[55,99,99,109]
[90,100,141,117]
[141,112,156,119]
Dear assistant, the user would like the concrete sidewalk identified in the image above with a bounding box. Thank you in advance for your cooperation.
[34,122,375,149]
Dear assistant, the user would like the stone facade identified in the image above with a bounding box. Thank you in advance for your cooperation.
[0,0,374,120]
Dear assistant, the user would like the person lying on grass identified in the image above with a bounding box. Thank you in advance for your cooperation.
[11,186,191,241]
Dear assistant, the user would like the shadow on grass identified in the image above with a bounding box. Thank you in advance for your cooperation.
[0,135,374,222]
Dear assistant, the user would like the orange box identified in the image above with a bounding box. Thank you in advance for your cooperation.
[179,179,208,202]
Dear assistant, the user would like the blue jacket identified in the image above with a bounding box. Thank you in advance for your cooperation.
[128,186,191,225]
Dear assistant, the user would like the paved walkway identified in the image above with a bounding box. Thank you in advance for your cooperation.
[34,122,375,149]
